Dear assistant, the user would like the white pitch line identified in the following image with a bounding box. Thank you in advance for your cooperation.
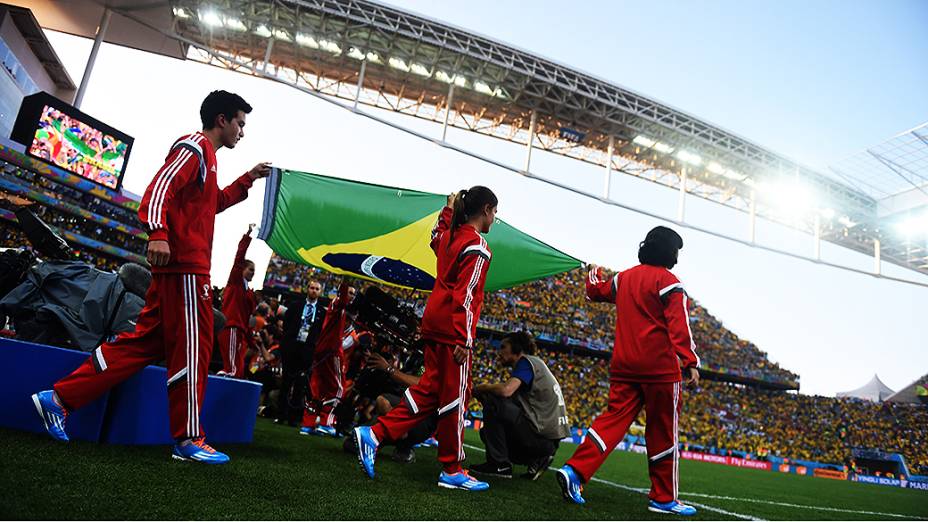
[461,443,761,520]
[462,443,923,521]
[587,475,761,521]
[677,491,922,520]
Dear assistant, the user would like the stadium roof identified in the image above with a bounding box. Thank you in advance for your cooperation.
[19,0,928,281]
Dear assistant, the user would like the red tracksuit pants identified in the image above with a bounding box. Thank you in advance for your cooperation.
[372,341,470,471]
[566,381,683,503]
[302,350,345,428]
[218,326,248,378]
[54,273,214,441]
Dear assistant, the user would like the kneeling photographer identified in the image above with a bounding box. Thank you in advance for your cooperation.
[471,332,570,480]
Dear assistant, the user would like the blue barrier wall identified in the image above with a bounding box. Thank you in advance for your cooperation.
[2,338,260,445]
[1,339,109,442]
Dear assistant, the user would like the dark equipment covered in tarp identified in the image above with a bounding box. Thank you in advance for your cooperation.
[0,260,148,351]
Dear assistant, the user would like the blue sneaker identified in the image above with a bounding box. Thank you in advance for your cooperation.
[299,426,313,436]
[421,437,438,447]
[437,470,490,491]
[171,437,230,464]
[648,500,697,516]
[556,465,586,504]
[354,426,379,478]
[32,390,69,442]
[314,425,338,437]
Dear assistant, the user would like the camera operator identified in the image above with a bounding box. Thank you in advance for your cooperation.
[471,332,570,481]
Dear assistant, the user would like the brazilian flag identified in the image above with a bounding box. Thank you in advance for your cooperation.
[259,169,581,292]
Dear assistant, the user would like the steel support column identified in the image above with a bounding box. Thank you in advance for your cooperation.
[874,239,881,275]
[260,37,275,74]
[353,59,367,111]
[524,110,537,174]
[814,215,821,260]
[603,136,614,199]
[74,8,112,108]
[677,168,687,222]
[441,83,454,142]
[749,190,757,243]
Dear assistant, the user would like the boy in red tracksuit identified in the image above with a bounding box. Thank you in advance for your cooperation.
[31,91,271,465]
[556,226,701,516]
[300,281,356,436]
[218,224,258,378]
[354,186,499,492]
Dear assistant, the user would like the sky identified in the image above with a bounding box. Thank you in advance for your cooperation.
[39,0,927,397]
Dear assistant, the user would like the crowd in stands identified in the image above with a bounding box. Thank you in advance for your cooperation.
[2,161,142,226]
[0,159,145,274]
[28,205,144,251]
[679,380,928,475]
[0,223,123,272]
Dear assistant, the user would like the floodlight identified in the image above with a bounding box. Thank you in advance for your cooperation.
[633,135,655,147]
[200,10,223,27]
[654,142,674,154]
[760,180,814,217]
[388,57,410,72]
[722,169,747,181]
[897,214,928,237]
[474,81,501,97]
[318,40,341,54]
[347,48,365,61]
[272,29,292,42]
[838,216,857,228]
[707,161,725,174]
[676,150,702,165]
[366,52,382,63]
[254,25,272,38]
[410,63,431,77]
[173,7,190,18]
[224,18,247,31]
[435,70,454,83]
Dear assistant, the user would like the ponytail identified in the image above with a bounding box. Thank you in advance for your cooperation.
[448,185,498,247]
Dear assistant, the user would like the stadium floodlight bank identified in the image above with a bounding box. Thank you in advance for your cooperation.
[25,0,928,283]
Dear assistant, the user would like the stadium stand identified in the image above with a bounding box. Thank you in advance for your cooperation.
[0,144,146,272]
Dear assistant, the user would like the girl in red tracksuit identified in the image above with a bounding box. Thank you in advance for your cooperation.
[354,186,498,492]
[556,226,701,516]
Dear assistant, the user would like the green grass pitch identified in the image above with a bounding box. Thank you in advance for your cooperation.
[1,418,925,520]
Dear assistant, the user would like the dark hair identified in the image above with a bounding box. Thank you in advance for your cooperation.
[200,90,252,129]
[244,259,255,268]
[638,226,684,269]
[502,331,535,356]
[449,185,498,246]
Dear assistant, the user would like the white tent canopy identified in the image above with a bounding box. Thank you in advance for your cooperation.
[837,375,895,402]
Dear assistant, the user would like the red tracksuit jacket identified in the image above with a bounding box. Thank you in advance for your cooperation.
[419,206,492,348]
[138,132,254,275]
[221,233,257,333]
[587,264,699,383]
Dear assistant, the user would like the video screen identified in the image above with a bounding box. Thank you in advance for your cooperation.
[28,105,129,190]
